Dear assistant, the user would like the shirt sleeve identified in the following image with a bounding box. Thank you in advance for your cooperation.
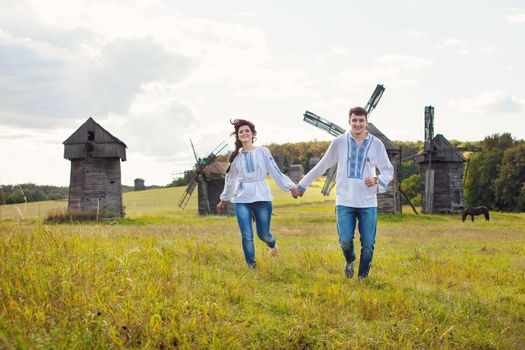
[298,139,339,192]
[375,140,394,193]
[261,147,295,191]
[219,159,239,201]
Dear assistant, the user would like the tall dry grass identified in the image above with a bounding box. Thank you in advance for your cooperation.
[1,180,524,348]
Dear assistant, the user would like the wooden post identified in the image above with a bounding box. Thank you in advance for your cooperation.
[463,157,470,186]
[96,198,100,222]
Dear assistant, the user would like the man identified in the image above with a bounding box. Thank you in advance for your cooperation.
[294,107,394,280]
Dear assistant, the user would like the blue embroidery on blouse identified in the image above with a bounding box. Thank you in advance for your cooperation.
[243,152,255,173]
[347,134,374,179]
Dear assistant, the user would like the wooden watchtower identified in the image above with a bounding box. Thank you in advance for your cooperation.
[63,118,127,217]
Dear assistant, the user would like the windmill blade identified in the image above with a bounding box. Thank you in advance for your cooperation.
[199,141,229,169]
[198,175,211,214]
[321,165,337,196]
[210,141,228,156]
[424,106,434,152]
[190,138,199,163]
[365,84,385,116]
[303,111,346,137]
[178,178,197,209]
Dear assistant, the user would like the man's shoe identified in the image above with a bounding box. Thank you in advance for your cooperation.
[269,245,279,257]
[357,275,366,281]
[344,261,354,278]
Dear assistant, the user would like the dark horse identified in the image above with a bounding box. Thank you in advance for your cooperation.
[462,206,490,222]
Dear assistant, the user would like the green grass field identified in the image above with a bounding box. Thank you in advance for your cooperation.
[1,179,524,349]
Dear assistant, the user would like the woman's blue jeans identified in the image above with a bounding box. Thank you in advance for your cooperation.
[336,205,377,278]
[234,201,276,267]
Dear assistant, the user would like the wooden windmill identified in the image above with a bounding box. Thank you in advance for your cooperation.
[416,106,467,214]
[303,84,401,213]
[178,140,231,215]
[63,117,126,217]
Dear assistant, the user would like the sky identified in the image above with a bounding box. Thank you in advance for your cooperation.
[1,0,524,186]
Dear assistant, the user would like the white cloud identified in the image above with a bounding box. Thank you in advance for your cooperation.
[437,37,469,50]
[405,29,427,38]
[0,33,192,128]
[479,45,497,55]
[506,13,525,24]
[447,90,525,114]
[436,37,498,56]
[234,11,256,18]
[374,54,435,71]
[334,54,434,92]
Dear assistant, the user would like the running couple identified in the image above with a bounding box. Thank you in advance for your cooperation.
[217,107,394,280]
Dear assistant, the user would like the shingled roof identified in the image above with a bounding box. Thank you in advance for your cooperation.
[416,134,466,163]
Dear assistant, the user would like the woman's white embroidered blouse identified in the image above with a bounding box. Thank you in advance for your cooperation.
[220,147,295,203]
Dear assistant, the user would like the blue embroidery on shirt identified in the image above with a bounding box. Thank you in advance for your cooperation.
[243,152,255,173]
[347,134,374,179]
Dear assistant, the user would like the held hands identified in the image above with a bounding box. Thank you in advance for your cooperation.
[364,176,379,188]
[290,187,304,199]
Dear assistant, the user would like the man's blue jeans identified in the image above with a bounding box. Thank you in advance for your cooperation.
[234,201,276,267]
[336,206,377,278]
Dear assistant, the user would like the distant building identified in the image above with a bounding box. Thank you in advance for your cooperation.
[288,164,304,184]
[308,156,320,171]
[63,117,126,217]
[134,178,145,191]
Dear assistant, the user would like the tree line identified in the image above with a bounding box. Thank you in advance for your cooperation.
[464,133,525,211]
[0,183,137,205]
[0,184,69,204]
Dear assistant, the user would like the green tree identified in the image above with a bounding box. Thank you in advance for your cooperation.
[400,173,421,206]
[395,141,423,181]
[464,133,517,209]
[492,143,525,211]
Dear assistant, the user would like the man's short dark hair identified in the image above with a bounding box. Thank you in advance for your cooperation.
[349,106,368,119]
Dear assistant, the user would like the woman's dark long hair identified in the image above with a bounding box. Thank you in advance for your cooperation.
[226,119,257,173]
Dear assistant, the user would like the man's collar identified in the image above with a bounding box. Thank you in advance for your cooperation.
[348,130,370,142]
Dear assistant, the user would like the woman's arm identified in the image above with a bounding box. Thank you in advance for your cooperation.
[262,147,296,192]
[219,160,240,201]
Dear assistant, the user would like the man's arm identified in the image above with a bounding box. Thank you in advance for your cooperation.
[297,139,339,194]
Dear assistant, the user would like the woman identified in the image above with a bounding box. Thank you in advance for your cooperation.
[217,119,297,268]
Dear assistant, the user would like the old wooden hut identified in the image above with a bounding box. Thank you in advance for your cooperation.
[288,164,304,184]
[416,134,466,214]
[367,122,401,214]
[134,178,145,191]
[199,161,233,216]
[63,117,127,217]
